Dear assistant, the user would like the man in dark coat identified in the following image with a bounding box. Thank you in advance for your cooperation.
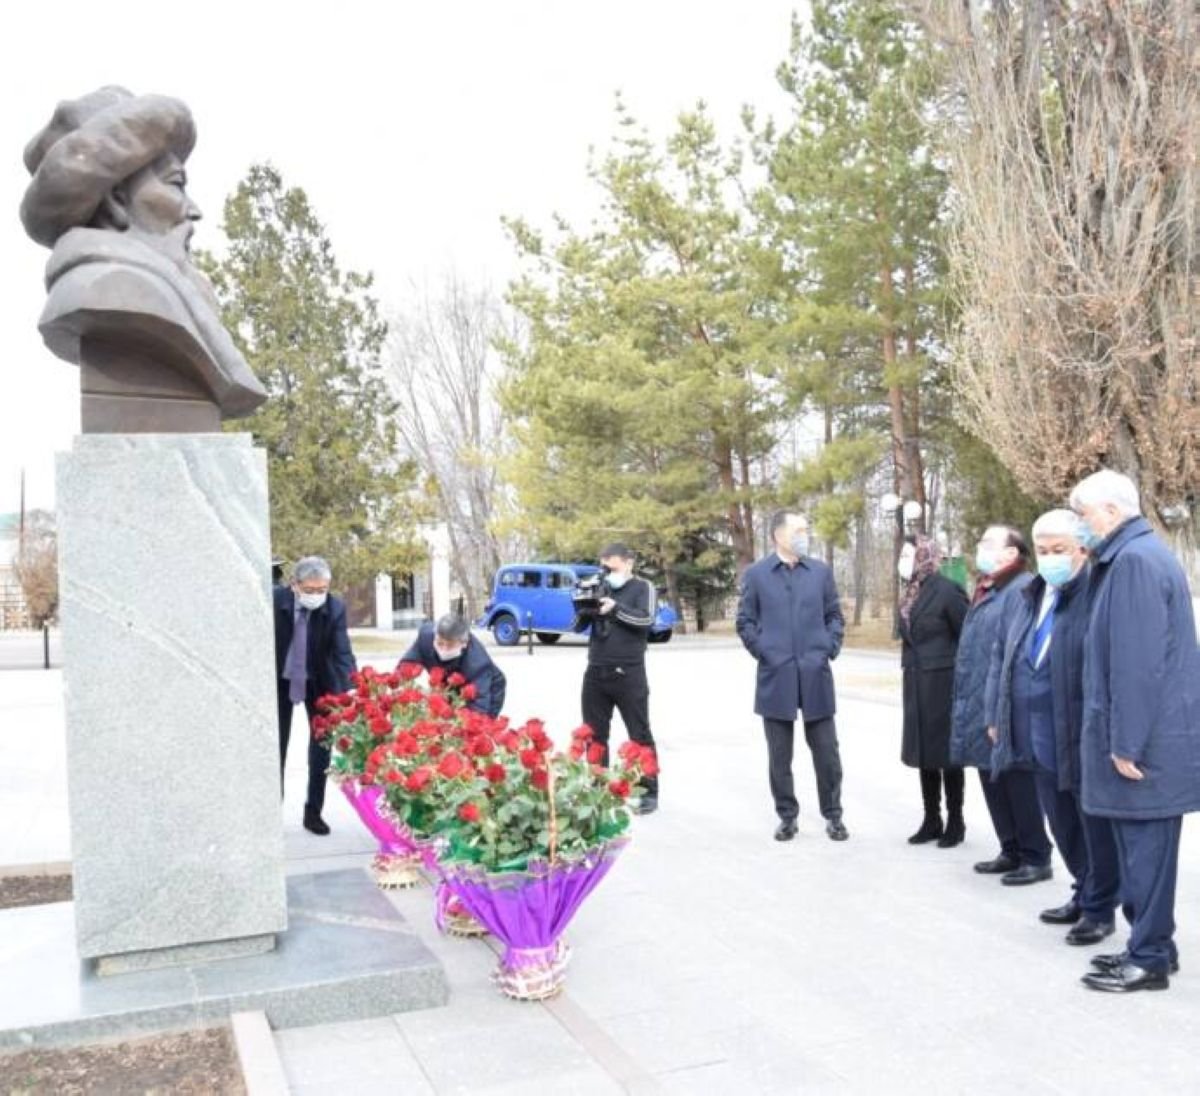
[274,556,356,835]
[398,614,506,717]
[736,510,847,842]
[985,510,1120,945]
[1070,471,1200,993]
[950,525,1052,883]
[899,535,969,846]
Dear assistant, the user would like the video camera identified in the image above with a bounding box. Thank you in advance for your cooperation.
[571,568,611,618]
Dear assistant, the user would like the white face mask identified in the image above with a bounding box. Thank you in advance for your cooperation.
[297,591,327,611]
[897,554,915,581]
[435,645,464,661]
[606,571,629,590]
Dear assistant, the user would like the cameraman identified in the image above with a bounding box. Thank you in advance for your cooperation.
[575,543,660,815]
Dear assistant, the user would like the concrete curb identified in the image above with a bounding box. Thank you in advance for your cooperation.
[231,1011,290,1096]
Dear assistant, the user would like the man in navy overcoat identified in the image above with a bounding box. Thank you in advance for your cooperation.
[1072,470,1200,992]
[274,555,357,835]
[737,510,848,842]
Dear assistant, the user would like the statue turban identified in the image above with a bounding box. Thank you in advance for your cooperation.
[21,86,196,249]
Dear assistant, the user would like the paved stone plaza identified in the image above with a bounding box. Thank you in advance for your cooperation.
[3,633,1198,1093]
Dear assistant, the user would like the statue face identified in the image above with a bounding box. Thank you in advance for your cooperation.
[119,152,202,260]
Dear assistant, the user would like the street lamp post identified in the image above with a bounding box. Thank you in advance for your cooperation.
[881,493,924,639]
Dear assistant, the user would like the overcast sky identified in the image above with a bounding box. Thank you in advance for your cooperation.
[1,0,804,511]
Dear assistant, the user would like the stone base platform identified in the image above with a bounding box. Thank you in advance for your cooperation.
[0,870,448,1050]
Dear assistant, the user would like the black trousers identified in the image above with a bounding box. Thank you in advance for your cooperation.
[979,769,1051,867]
[763,717,843,823]
[1033,771,1120,923]
[581,663,658,797]
[277,692,331,814]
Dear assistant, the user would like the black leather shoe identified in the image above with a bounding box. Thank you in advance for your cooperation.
[1066,919,1115,946]
[826,820,850,842]
[633,797,658,816]
[774,820,798,842]
[303,808,331,836]
[907,815,944,844]
[1092,951,1180,975]
[1081,962,1169,993]
[1001,863,1053,886]
[1040,901,1082,925]
[973,853,1019,874]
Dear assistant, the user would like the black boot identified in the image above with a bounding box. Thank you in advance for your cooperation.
[938,767,966,847]
[303,805,331,836]
[909,769,944,844]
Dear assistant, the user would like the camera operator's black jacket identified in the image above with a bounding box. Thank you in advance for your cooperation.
[575,575,657,666]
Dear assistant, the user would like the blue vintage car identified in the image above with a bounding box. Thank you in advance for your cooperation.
[477,563,678,646]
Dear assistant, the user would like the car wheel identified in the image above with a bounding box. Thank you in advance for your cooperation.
[648,629,672,644]
[535,632,561,645]
[492,614,521,646]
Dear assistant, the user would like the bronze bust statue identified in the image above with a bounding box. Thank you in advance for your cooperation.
[21,86,266,432]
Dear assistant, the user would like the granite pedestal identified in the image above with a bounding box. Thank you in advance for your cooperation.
[0,870,449,1049]
[55,434,286,966]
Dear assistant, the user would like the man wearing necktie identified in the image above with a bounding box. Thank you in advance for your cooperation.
[273,555,357,835]
[985,510,1119,943]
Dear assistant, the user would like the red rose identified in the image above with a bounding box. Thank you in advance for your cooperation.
[428,694,454,719]
[391,732,420,757]
[426,742,444,759]
[530,730,553,753]
[405,766,433,793]
[571,725,594,741]
[530,767,550,791]
[587,742,606,765]
[461,683,478,701]
[428,666,446,687]
[484,763,506,784]
[447,672,466,688]
[609,779,631,799]
[568,743,585,760]
[617,741,638,762]
[369,716,391,737]
[437,752,466,779]
[385,769,403,784]
[469,736,494,758]
[519,748,542,770]
[368,746,388,767]
[397,661,424,681]
[640,752,660,777]
[458,802,481,823]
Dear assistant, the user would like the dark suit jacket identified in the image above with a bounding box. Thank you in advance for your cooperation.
[399,623,507,717]
[273,586,357,703]
[736,553,844,721]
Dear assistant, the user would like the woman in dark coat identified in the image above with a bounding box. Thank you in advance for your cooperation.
[899,536,969,846]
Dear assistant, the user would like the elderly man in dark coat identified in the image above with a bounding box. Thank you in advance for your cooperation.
[274,556,356,835]
[1070,471,1200,993]
[950,525,1053,884]
[737,510,847,842]
[399,615,506,717]
[985,510,1120,945]
[899,535,969,846]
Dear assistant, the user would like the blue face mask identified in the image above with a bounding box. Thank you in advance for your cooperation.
[974,548,998,576]
[789,535,810,558]
[1077,523,1103,551]
[1036,554,1075,588]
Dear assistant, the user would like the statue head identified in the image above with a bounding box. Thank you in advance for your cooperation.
[21,86,200,263]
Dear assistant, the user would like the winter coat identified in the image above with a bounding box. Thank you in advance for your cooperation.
[899,573,968,769]
[984,567,1089,789]
[949,569,1034,769]
[736,553,844,722]
[399,624,507,717]
[1080,517,1200,820]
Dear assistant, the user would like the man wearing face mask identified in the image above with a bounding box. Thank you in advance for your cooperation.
[274,556,357,835]
[950,525,1053,882]
[1069,470,1200,993]
[577,544,660,814]
[737,511,848,842]
[983,511,1119,945]
[398,615,506,717]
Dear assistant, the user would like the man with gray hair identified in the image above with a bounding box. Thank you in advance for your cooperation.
[398,614,506,717]
[985,510,1119,945]
[1070,470,1200,992]
[273,556,356,835]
